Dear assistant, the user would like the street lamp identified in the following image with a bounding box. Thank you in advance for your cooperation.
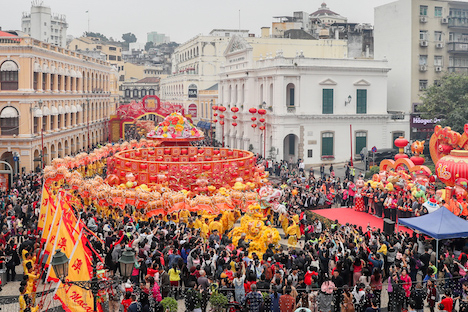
[50,247,136,312]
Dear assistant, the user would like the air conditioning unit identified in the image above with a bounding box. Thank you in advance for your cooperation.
[436,42,445,48]
[441,17,449,24]
[420,16,428,23]
[419,65,427,71]
[420,40,428,47]
[435,66,443,72]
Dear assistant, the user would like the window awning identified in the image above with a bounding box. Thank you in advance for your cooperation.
[70,105,77,113]
[70,70,77,78]
[1,60,18,71]
[42,106,50,116]
[58,106,64,114]
[76,71,83,79]
[50,65,57,74]
[64,106,71,114]
[0,106,19,118]
[50,106,59,116]
[33,108,43,117]
[76,104,83,112]
[34,63,42,73]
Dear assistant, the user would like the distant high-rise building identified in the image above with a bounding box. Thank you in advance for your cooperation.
[21,2,68,47]
[147,32,170,45]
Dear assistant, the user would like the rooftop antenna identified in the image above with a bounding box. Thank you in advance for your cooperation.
[239,10,241,32]
[86,10,90,33]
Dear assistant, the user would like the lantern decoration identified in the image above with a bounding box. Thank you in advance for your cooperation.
[394,136,409,160]
[232,115,238,120]
[219,114,225,119]
[259,125,265,131]
[258,109,267,115]
[251,124,257,129]
[436,150,468,187]
[213,113,218,117]
[232,122,238,127]
[251,117,257,122]
[410,140,425,165]
[219,120,225,125]
[213,119,218,123]
[249,108,257,114]
[231,107,239,113]
[259,118,265,123]
[218,106,226,112]
[212,105,218,111]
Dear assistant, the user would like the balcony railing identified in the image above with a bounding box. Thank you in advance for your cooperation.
[447,42,468,53]
[448,66,468,73]
[448,17,468,28]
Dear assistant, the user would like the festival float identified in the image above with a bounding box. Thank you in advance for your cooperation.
[43,112,283,257]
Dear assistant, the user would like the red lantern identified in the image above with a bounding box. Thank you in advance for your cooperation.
[410,156,425,165]
[228,151,234,156]
[258,109,267,115]
[436,150,468,186]
[231,107,239,113]
[189,156,196,161]
[140,163,147,170]
[232,115,238,120]
[213,119,218,123]
[135,151,141,157]
[251,124,257,128]
[181,149,188,155]
[249,108,257,114]
[125,162,131,167]
[148,150,155,155]
[172,157,179,162]
[159,165,168,170]
[219,120,225,125]
[251,117,257,122]
[218,106,226,112]
[259,118,265,123]
[198,148,205,154]
[213,113,218,117]
[164,149,171,155]
[259,125,266,131]
[219,114,225,119]
[232,122,238,127]
[212,105,218,111]
[203,164,211,170]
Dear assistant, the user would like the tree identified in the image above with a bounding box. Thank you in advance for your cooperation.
[145,41,154,51]
[419,72,468,133]
[122,32,137,43]
[83,31,108,41]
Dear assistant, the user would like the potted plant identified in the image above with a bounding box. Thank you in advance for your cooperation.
[209,291,228,312]
[160,297,178,312]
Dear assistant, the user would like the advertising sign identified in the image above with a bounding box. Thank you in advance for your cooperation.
[188,104,198,118]
[188,84,198,98]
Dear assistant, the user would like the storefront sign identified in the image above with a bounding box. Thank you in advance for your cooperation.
[188,104,197,118]
[410,114,441,129]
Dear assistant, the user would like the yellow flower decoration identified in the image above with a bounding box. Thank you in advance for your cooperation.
[175,124,184,132]
[162,133,168,138]
[163,126,168,132]
[191,130,195,136]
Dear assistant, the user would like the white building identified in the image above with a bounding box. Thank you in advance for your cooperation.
[21,3,68,47]
[219,36,408,165]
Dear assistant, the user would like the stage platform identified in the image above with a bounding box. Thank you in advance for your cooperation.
[313,207,413,234]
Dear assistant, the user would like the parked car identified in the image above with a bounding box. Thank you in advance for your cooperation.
[367,148,398,166]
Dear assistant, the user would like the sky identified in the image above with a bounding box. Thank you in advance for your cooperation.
[2,0,398,44]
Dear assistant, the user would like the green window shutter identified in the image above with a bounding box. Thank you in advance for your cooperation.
[355,132,367,154]
[356,89,367,114]
[322,89,333,114]
[289,88,295,106]
[322,133,334,156]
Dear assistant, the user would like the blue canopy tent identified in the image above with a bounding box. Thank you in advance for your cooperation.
[398,207,468,260]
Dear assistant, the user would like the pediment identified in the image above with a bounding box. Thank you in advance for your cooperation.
[319,78,337,85]
[224,35,252,56]
[353,79,371,86]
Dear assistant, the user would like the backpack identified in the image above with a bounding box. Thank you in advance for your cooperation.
[415,259,423,270]
[204,261,213,277]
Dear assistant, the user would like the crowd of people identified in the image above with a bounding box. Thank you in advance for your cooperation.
[1,155,468,312]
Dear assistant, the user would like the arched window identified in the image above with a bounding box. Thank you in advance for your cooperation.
[286,83,295,107]
[149,89,155,95]
[141,89,147,97]
[125,89,130,97]
[133,89,139,98]
[0,61,19,90]
[0,106,19,135]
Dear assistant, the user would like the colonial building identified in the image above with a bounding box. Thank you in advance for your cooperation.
[0,33,119,173]
[121,77,160,102]
[218,36,408,165]
[160,28,348,122]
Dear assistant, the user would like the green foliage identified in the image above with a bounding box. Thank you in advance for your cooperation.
[145,41,154,51]
[209,292,228,312]
[122,32,137,43]
[365,166,380,179]
[160,297,178,312]
[83,31,108,41]
[419,73,468,133]
[306,210,339,229]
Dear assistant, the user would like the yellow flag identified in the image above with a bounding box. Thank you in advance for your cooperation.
[42,193,63,263]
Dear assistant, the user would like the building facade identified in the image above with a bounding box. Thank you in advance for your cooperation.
[121,77,160,102]
[21,4,68,47]
[147,32,170,45]
[68,37,123,70]
[0,35,119,173]
[375,0,467,139]
[218,36,407,165]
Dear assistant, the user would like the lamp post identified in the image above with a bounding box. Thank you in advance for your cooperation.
[50,247,136,312]
[86,98,90,151]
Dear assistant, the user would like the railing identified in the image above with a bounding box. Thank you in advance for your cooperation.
[448,66,468,73]
[447,42,468,53]
[448,17,468,28]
